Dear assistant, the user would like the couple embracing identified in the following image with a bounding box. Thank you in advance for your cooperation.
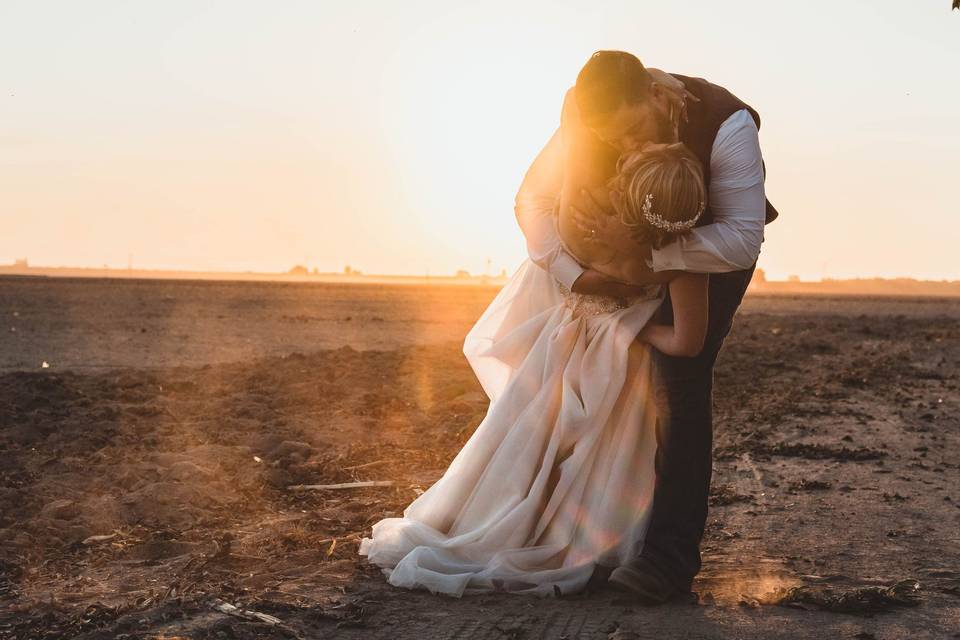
[359,50,778,604]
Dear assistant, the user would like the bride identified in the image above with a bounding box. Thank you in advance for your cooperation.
[358,95,708,598]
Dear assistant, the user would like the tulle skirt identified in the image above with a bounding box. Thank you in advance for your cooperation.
[358,259,665,597]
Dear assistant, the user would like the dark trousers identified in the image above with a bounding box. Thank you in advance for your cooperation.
[638,263,756,591]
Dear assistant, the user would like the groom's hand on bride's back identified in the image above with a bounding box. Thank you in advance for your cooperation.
[571,269,661,297]
[570,269,627,296]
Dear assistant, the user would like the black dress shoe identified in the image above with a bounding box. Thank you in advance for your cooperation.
[579,564,621,596]
[607,557,680,604]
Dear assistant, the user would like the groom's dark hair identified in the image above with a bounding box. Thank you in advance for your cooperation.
[575,51,653,125]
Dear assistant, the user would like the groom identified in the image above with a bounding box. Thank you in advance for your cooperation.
[514,50,777,602]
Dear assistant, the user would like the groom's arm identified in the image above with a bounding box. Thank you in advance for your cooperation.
[514,126,586,290]
[516,92,657,297]
[649,109,766,273]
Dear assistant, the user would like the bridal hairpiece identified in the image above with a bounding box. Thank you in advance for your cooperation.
[640,193,705,232]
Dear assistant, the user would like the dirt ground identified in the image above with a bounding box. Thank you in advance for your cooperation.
[0,276,958,639]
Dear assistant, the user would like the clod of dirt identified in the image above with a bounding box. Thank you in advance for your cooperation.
[709,484,754,506]
[40,498,80,520]
[267,440,314,466]
[752,442,886,461]
[789,479,832,491]
[761,579,921,615]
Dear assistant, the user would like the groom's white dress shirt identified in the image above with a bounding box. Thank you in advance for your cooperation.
[515,107,767,290]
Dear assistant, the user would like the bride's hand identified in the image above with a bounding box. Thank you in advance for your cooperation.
[647,68,684,93]
[572,189,639,257]
[646,68,698,124]
[569,189,623,264]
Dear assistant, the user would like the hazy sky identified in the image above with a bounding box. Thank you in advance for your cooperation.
[2,1,958,280]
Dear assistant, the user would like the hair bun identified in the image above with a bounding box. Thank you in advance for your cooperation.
[614,142,707,249]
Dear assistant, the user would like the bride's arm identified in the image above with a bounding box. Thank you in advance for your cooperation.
[568,192,677,285]
[568,187,682,285]
[638,273,708,357]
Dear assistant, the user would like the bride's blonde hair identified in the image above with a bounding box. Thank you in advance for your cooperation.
[611,143,706,249]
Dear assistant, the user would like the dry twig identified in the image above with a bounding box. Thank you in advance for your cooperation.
[287,480,395,491]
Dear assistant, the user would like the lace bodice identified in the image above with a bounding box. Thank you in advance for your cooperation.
[555,279,662,317]
[552,215,663,315]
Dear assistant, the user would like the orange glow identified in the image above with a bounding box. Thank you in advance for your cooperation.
[1,2,957,281]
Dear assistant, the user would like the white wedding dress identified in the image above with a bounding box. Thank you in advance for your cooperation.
[358,258,665,597]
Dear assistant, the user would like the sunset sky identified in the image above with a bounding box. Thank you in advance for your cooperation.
[2,1,958,281]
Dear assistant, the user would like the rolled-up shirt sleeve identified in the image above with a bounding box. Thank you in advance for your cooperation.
[514,126,586,290]
[650,109,766,273]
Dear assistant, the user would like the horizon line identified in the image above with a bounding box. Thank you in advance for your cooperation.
[2,261,959,286]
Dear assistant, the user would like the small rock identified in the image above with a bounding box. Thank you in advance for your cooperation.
[41,499,79,520]
[268,440,313,464]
